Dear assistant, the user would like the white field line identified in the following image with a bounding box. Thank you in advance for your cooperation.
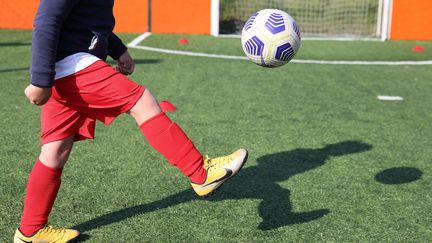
[219,34,382,41]
[127,32,152,47]
[127,33,432,66]
[130,45,249,60]
[377,95,404,101]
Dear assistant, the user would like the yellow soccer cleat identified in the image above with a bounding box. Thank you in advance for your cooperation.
[14,225,80,243]
[191,148,248,197]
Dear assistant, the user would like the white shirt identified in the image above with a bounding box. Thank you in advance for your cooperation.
[54,52,100,80]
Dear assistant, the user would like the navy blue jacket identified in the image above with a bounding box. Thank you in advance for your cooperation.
[31,0,127,87]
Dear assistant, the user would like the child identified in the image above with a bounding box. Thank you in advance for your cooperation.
[14,0,248,242]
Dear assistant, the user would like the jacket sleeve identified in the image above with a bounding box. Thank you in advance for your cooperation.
[31,0,79,88]
[108,32,128,60]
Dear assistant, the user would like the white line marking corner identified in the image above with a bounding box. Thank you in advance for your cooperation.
[127,32,152,47]
[127,32,432,66]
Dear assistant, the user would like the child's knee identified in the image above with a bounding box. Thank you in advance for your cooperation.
[40,137,74,168]
[129,89,162,124]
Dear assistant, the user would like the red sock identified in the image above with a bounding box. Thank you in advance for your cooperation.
[139,112,206,184]
[19,159,63,236]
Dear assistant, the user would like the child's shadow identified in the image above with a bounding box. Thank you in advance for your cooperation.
[73,140,372,236]
[209,140,373,230]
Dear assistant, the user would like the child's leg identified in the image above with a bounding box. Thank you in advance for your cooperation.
[41,60,246,197]
[40,135,75,168]
[129,89,206,184]
[19,136,74,236]
[128,89,162,125]
[129,89,248,197]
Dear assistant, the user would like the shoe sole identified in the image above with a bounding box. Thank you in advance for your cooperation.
[14,233,80,243]
[201,149,248,198]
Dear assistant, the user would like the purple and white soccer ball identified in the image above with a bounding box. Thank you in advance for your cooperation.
[241,9,301,67]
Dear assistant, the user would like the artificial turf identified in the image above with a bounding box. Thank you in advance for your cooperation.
[0,29,431,242]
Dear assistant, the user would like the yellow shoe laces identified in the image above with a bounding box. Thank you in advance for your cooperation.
[203,154,234,171]
[39,225,66,235]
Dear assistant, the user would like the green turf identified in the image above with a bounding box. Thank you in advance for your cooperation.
[141,33,432,61]
[1,29,431,242]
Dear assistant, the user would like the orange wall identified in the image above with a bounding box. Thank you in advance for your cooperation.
[3,0,431,39]
[0,0,150,33]
[0,0,211,34]
[0,0,38,29]
[390,0,432,40]
[113,0,149,33]
[151,0,211,34]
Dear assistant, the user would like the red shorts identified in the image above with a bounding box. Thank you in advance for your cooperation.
[41,60,145,145]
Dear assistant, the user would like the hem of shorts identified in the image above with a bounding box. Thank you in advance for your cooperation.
[41,134,94,146]
[103,85,146,126]
[40,82,145,144]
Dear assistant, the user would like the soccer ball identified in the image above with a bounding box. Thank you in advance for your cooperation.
[241,9,301,67]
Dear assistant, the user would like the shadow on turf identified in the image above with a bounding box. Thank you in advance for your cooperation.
[0,42,31,46]
[0,67,29,73]
[75,233,90,242]
[73,140,372,234]
[375,167,422,185]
